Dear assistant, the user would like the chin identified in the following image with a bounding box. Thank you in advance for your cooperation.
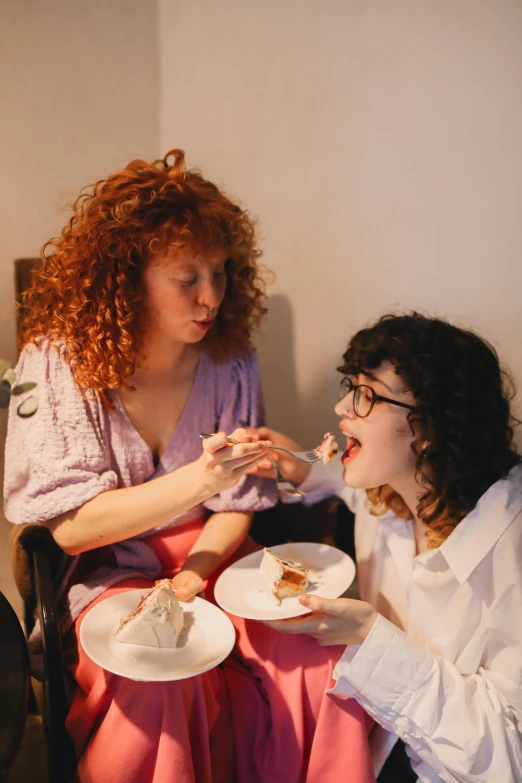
[342,464,384,491]
[341,464,364,488]
[184,330,207,344]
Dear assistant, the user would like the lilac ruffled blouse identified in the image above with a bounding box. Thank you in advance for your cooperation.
[3,340,276,670]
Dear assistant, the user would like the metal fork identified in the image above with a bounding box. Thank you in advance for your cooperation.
[199,434,321,463]
[266,454,305,498]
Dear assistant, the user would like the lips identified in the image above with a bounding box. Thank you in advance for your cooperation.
[194,318,215,330]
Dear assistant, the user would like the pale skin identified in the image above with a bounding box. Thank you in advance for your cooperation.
[44,246,270,600]
[248,362,435,646]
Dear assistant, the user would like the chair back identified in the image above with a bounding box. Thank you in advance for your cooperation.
[10,524,77,782]
[14,257,41,341]
[0,591,29,783]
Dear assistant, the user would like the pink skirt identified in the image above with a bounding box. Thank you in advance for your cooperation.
[65,520,375,783]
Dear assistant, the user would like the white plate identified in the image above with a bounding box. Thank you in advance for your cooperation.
[214,542,356,621]
[79,591,236,682]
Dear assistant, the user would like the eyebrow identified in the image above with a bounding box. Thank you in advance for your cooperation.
[173,257,228,273]
[359,370,401,396]
[189,250,229,265]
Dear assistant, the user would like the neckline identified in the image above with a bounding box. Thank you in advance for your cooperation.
[113,351,207,472]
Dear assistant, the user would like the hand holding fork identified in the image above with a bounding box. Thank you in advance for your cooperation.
[199,429,313,498]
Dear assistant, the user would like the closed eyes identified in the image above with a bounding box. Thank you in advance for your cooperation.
[173,268,226,288]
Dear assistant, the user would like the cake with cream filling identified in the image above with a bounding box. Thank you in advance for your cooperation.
[314,432,339,464]
[260,548,309,602]
[114,579,184,648]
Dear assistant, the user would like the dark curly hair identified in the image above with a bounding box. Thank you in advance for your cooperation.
[20,149,269,407]
[339,312,520,547]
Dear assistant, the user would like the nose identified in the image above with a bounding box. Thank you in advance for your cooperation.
[197,273,224,311]
[335,392,356,419]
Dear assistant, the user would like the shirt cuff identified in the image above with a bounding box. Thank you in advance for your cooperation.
[327,614,433,717]
[299,459,344,505]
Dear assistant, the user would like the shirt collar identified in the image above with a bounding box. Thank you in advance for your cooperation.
[438,464,522,585]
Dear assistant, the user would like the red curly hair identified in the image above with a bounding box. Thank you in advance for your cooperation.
[20,149,269,407]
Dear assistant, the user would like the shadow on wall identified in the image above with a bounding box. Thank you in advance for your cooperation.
[255,293,339,447]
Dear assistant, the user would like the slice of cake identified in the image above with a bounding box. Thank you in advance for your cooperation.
[314,432,339,464]
[114,579,184,648]
[260,548,309,602]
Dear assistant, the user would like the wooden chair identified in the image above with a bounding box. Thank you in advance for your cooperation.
[11,524,77,783]
[12,257,76,780]
[14,257,41,341]
[0,591,30,783]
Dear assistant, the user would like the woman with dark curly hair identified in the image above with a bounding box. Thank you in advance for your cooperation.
[4,151,375,783]
[251,312,522,783]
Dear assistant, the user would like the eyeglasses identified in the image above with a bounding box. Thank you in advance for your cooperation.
[338,376,418,418]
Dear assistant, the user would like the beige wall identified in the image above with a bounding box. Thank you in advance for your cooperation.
[0,0,160,610]
[159,0,522,447]
[1,1,521,555]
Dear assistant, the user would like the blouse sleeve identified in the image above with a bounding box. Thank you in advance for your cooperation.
[203,350,278,513]
[3,342,118,525]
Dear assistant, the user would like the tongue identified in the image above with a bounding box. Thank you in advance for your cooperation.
[343,438,361,460]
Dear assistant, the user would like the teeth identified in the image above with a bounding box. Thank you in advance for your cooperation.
[345,434,360,447]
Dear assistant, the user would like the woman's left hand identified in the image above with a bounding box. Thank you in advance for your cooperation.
[264,594,378,646]
[170,570,205,601]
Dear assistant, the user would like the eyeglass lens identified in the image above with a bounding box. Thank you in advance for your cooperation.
[339,378,374,417]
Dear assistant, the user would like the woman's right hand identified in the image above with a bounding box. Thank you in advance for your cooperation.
[245,426,312,487]
[198,429,272,493]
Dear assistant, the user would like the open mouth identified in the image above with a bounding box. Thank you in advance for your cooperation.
[342,435,361,464]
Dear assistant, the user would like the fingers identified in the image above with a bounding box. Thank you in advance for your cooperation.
[247,457,277,478]
[246,426,271,441]
[230,427,253,443]
[171,585,192,601]
[250,427,301,452]
[170,572,205,601]
[299,594,325,612]
[263,617,312,634]
[203,431,271,460]
[299,594,347,616]
[227,451,273,476]
[226,443,271,467]
[263,612,329,635]
[202,431,229,453]
[206,435,271,466]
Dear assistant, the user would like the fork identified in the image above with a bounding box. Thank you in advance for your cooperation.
[266,454,305,498]
[199,434,321,463]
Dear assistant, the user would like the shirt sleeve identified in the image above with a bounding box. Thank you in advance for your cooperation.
[203,350,278,513]
[329,613,522,782]
[299,458,360,512]
[3,342,119,525]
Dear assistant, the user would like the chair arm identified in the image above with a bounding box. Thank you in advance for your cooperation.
[32,544,76,780]
[9,523,70,636]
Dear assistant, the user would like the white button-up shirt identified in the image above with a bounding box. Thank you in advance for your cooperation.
[301,463,522,782]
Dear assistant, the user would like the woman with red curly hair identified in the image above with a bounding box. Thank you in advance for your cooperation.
[4,151,375,783]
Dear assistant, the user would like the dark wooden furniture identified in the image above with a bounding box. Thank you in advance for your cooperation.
[14,257,41,341]
[11,524,77,783]
[12,255,77,781]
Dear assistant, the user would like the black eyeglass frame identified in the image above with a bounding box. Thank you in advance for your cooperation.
[338,376,418,418]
